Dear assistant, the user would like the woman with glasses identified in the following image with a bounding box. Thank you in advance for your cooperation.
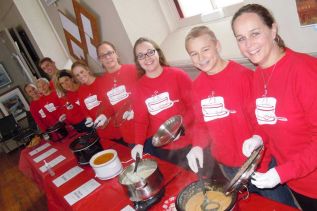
[54,69,92,133]
[130,37,194,168]
[71,61,121,143]
[232,4,317,210]
[97,41,139,146]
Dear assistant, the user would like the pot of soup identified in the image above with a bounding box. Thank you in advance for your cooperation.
[177,145,264,211]
[45,122,68,142]
[176,179,237,211]
[69,132,103,165]
[118,159,164,202]
[89,149,123,179]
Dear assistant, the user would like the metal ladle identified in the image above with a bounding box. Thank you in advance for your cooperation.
[133,152,141,173]
[196,159,220,211]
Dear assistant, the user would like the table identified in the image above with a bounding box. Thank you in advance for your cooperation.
[19,134,299,211]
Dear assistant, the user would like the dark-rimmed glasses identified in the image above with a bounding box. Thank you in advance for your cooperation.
[136,49,156,60]
[98,51,115,59]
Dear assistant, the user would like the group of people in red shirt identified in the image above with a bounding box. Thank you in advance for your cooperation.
[23,4,316,210]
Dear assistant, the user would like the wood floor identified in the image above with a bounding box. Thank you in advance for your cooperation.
[0,147,47,211]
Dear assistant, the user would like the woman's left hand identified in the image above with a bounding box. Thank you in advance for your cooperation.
[251,168,281,188]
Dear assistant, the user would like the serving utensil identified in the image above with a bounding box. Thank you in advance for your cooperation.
[196,159,220,211]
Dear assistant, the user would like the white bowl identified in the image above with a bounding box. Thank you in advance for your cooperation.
[89,149,123,180]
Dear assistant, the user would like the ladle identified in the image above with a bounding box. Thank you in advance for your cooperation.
[196,159,220,211]
[133,152,141,173]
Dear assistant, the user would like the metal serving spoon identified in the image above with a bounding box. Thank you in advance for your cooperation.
[196,159,220,211]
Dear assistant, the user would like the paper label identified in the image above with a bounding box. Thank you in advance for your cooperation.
[33,148,57,163]
[29,143,51,156]
[53,166,84,187]
[64,179,101,206]
[39,155,66,173]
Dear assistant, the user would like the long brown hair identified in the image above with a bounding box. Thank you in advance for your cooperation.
[133,37,169,76]
[231,4,286,49]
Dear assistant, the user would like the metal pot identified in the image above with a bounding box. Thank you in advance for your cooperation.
[118,159,164,202]
[69,132,103,165]
[177,146,264,211]
[45,122,68,142]
[176,179,237,211]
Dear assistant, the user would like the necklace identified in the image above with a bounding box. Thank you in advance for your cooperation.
[260,63,277,97]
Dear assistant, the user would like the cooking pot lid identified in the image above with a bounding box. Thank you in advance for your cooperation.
[47,121,65,132]
[224,145,264,195]
[152,115,183,147]
[69,133,98,150]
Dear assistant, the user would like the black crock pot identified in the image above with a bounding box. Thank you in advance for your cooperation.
[45,122,68,142]
[69,132,103,165]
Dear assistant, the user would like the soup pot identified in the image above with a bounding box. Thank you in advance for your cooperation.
[89,149,123,180]
[177,145,264,211]
[118,159,164,202]
[45,122,68,142]
[177,179,237,211]
[69,132,103,165]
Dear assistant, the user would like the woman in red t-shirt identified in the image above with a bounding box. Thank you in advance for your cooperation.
[55,69,92,133]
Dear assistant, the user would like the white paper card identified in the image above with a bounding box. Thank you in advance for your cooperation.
[39,155,66,173]
[53,166,84,187]
[121,205,136,211]
[64,179,101,206]
[29,143,51,156]
[33,148,57,163]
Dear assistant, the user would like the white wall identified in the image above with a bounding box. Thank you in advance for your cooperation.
[7,0,317,69]
[13,0,69,69]
[160,0,317,65]
[112,0,170,45]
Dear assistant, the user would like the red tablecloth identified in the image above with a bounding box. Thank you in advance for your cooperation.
[18,128,79,190]
[19,135,299,211]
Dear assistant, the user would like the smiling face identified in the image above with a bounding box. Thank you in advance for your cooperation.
[72,65,94,85]
[36,79,50,95]
[97,43,120,73]
[40,60,58,77]
[232,12,277,68]
[25,84,40,100]
[186,34,224,75]
[135,41,162,78]
[58,76,75,92]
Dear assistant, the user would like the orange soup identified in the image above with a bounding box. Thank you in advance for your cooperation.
[94,153,114,165]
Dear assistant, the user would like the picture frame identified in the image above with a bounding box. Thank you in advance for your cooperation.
[0,86,29,121]
[0,63,12,88]
[296,0,317,26]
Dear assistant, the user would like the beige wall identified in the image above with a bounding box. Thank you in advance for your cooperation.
[4,0,317,68]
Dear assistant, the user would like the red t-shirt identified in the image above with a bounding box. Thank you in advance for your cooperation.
[253,48,317,198]
[133,66,194,150]
[77,76,121,140]
[100,64,138,143]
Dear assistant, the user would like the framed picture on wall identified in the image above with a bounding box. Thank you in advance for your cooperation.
[0,63,12,88]
[0,86,29,121]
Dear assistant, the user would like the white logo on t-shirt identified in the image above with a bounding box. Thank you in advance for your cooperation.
[201,96,235,121]
[106,85,129,105]
[255,97,287,125]
[145,92,177,115]
[84,95,100,110]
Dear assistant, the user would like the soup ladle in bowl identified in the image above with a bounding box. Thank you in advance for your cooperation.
[133,152,141,173]
[196,159,220,211]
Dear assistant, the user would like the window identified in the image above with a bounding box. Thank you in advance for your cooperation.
[175,0,243,18]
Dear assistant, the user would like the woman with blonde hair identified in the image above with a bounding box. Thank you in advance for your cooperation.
[55,69,91,133]
[71,61,121,141]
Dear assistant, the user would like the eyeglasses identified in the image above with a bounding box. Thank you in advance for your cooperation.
[98,51,115,59]
[136,49,156,60]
